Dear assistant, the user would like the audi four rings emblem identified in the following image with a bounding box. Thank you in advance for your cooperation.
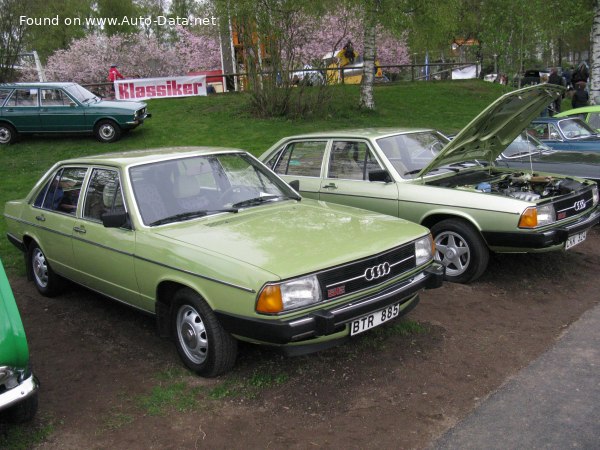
[364,262,391,281]
[573,199,586,211]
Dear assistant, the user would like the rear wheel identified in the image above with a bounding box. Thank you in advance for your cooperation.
[94,119,121,143]
[431,218,489,283]
[0,123,18,144]
[172,288,237,377]
[27,243,62,296]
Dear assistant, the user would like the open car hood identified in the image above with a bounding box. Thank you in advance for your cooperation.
[417,84,564,177]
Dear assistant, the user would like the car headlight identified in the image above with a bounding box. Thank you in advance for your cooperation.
[415,234,435,266]
[518,204,556,228]
[256,275,322,314]
[592,185,599,206]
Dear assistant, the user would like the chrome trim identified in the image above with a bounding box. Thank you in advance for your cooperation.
[0,374,38,411]
[325,255,414,288]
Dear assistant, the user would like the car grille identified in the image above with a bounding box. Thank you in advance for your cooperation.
[317,242,416,301]
[553,188,595,221]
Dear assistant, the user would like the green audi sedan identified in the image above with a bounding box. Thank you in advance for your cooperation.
[260,85,600,283]
[0,82,150,144]
[4,147,443,376]
[0,258,38,422]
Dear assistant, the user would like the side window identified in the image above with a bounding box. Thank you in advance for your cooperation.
[40,89,70,106]
[83,169,124,221]
[34,167,86,214]
[587,113,600,130]
[272,141,327,177]
[328,141,382,180]
[548,123,560,139]
[6,89,39,107]
[0,89,12,107]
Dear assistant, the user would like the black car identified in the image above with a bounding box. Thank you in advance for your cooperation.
[495,132,600,183]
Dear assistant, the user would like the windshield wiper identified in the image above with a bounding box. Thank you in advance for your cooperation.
[149,209,238,226]
[403,167,457,176]
[231,195,292,209]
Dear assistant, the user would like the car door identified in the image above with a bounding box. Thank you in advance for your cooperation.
[318,140,399,216]
[39,88,87,131]
[71,167,140,307]
[28,166,88,279]
[266,140,328,199]
[1,88,40,131]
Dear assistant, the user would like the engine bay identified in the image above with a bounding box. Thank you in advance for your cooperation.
[427,170,587,202]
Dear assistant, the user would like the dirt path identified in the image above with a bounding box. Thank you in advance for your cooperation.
[3,227,599,449]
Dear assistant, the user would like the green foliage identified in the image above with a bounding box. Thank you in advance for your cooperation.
[208,371,289,399]
[138,381,201,415]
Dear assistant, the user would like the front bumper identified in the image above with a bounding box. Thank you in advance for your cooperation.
[0,373,39,412]
[483,206,600,249]
[125,113,152,126]
[215,263,444,345]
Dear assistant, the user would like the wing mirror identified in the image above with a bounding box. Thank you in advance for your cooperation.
[288,180,300,191]
[368,169,392,183]
[101,211,130,229]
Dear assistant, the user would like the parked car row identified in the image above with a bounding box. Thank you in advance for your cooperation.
[2,84,599,389]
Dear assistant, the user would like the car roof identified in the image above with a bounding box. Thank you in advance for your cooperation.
[0,82,78,89]
[57,147,248,168]
[277,127,433,140]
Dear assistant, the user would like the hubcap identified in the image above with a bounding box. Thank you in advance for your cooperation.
[32,248,49,288]
[176,305,208,364]
[0,127,11,144]
[99,124,115,140]
[434,231,470,277]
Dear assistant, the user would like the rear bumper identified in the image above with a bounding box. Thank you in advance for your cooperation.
[483,206,599,249]
[215,263,444,345]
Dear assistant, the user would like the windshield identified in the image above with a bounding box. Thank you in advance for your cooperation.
[502,132,552,158]
[558,118,596,139]
[129,153,297,226]
[65,84,98,103]
[376,131,451,179]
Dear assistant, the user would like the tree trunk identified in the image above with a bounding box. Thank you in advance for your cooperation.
[591,0,600,104]
[359,1,378,110]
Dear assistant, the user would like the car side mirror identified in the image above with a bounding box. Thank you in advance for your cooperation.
[288,180,300,191]
[550,132,561,140]
[368,169,392,183]
[69,101,77,107]
[102,211,130,229]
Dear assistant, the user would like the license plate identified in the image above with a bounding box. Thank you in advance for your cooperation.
[350,302,400,336]
[565,231,587,250]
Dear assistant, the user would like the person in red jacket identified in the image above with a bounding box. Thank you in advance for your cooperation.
[108,64,124,82]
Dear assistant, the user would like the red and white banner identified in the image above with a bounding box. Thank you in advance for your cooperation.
[115,75,207,101]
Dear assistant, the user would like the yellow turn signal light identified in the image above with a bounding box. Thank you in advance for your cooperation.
[256,285,283,313]
[518,207,537,228]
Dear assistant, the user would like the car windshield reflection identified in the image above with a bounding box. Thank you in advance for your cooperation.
[558,118,596,139]
[376,131,450,179]
[129,153,296,226]
[65,84,99,103]
[502,132,553,158]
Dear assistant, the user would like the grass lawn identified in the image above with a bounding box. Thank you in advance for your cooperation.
[0,80,509,271]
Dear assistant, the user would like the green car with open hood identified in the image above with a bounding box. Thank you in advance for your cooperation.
[0,258,39,422]
[4,147,443,376]
[260,85,600,283]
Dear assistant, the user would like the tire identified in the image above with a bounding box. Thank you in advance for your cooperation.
[4,392,38,423]
[430,218,489,284]
[94,119,122,143]
[27,243,62,297]
[172,288,237,377]
[0,122,18,145]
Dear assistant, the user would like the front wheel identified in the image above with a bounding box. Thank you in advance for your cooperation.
[172,288,237,377]
[27,243,62,296]
[431,219,489,283]
[94,119,122,143]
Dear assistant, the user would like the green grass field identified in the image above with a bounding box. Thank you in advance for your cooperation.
[0,80,509,271]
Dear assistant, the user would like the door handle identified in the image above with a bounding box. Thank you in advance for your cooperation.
[35,215,46,222]
[6,108,14,112]
[322,183,338,189]
[73,226,86,234]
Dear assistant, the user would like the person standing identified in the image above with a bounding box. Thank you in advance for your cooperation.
[548,68,564,114]
[571,82,589,109]
[107,64,124,98]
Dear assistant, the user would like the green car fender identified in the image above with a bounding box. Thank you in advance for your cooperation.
[0,259,30,368]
